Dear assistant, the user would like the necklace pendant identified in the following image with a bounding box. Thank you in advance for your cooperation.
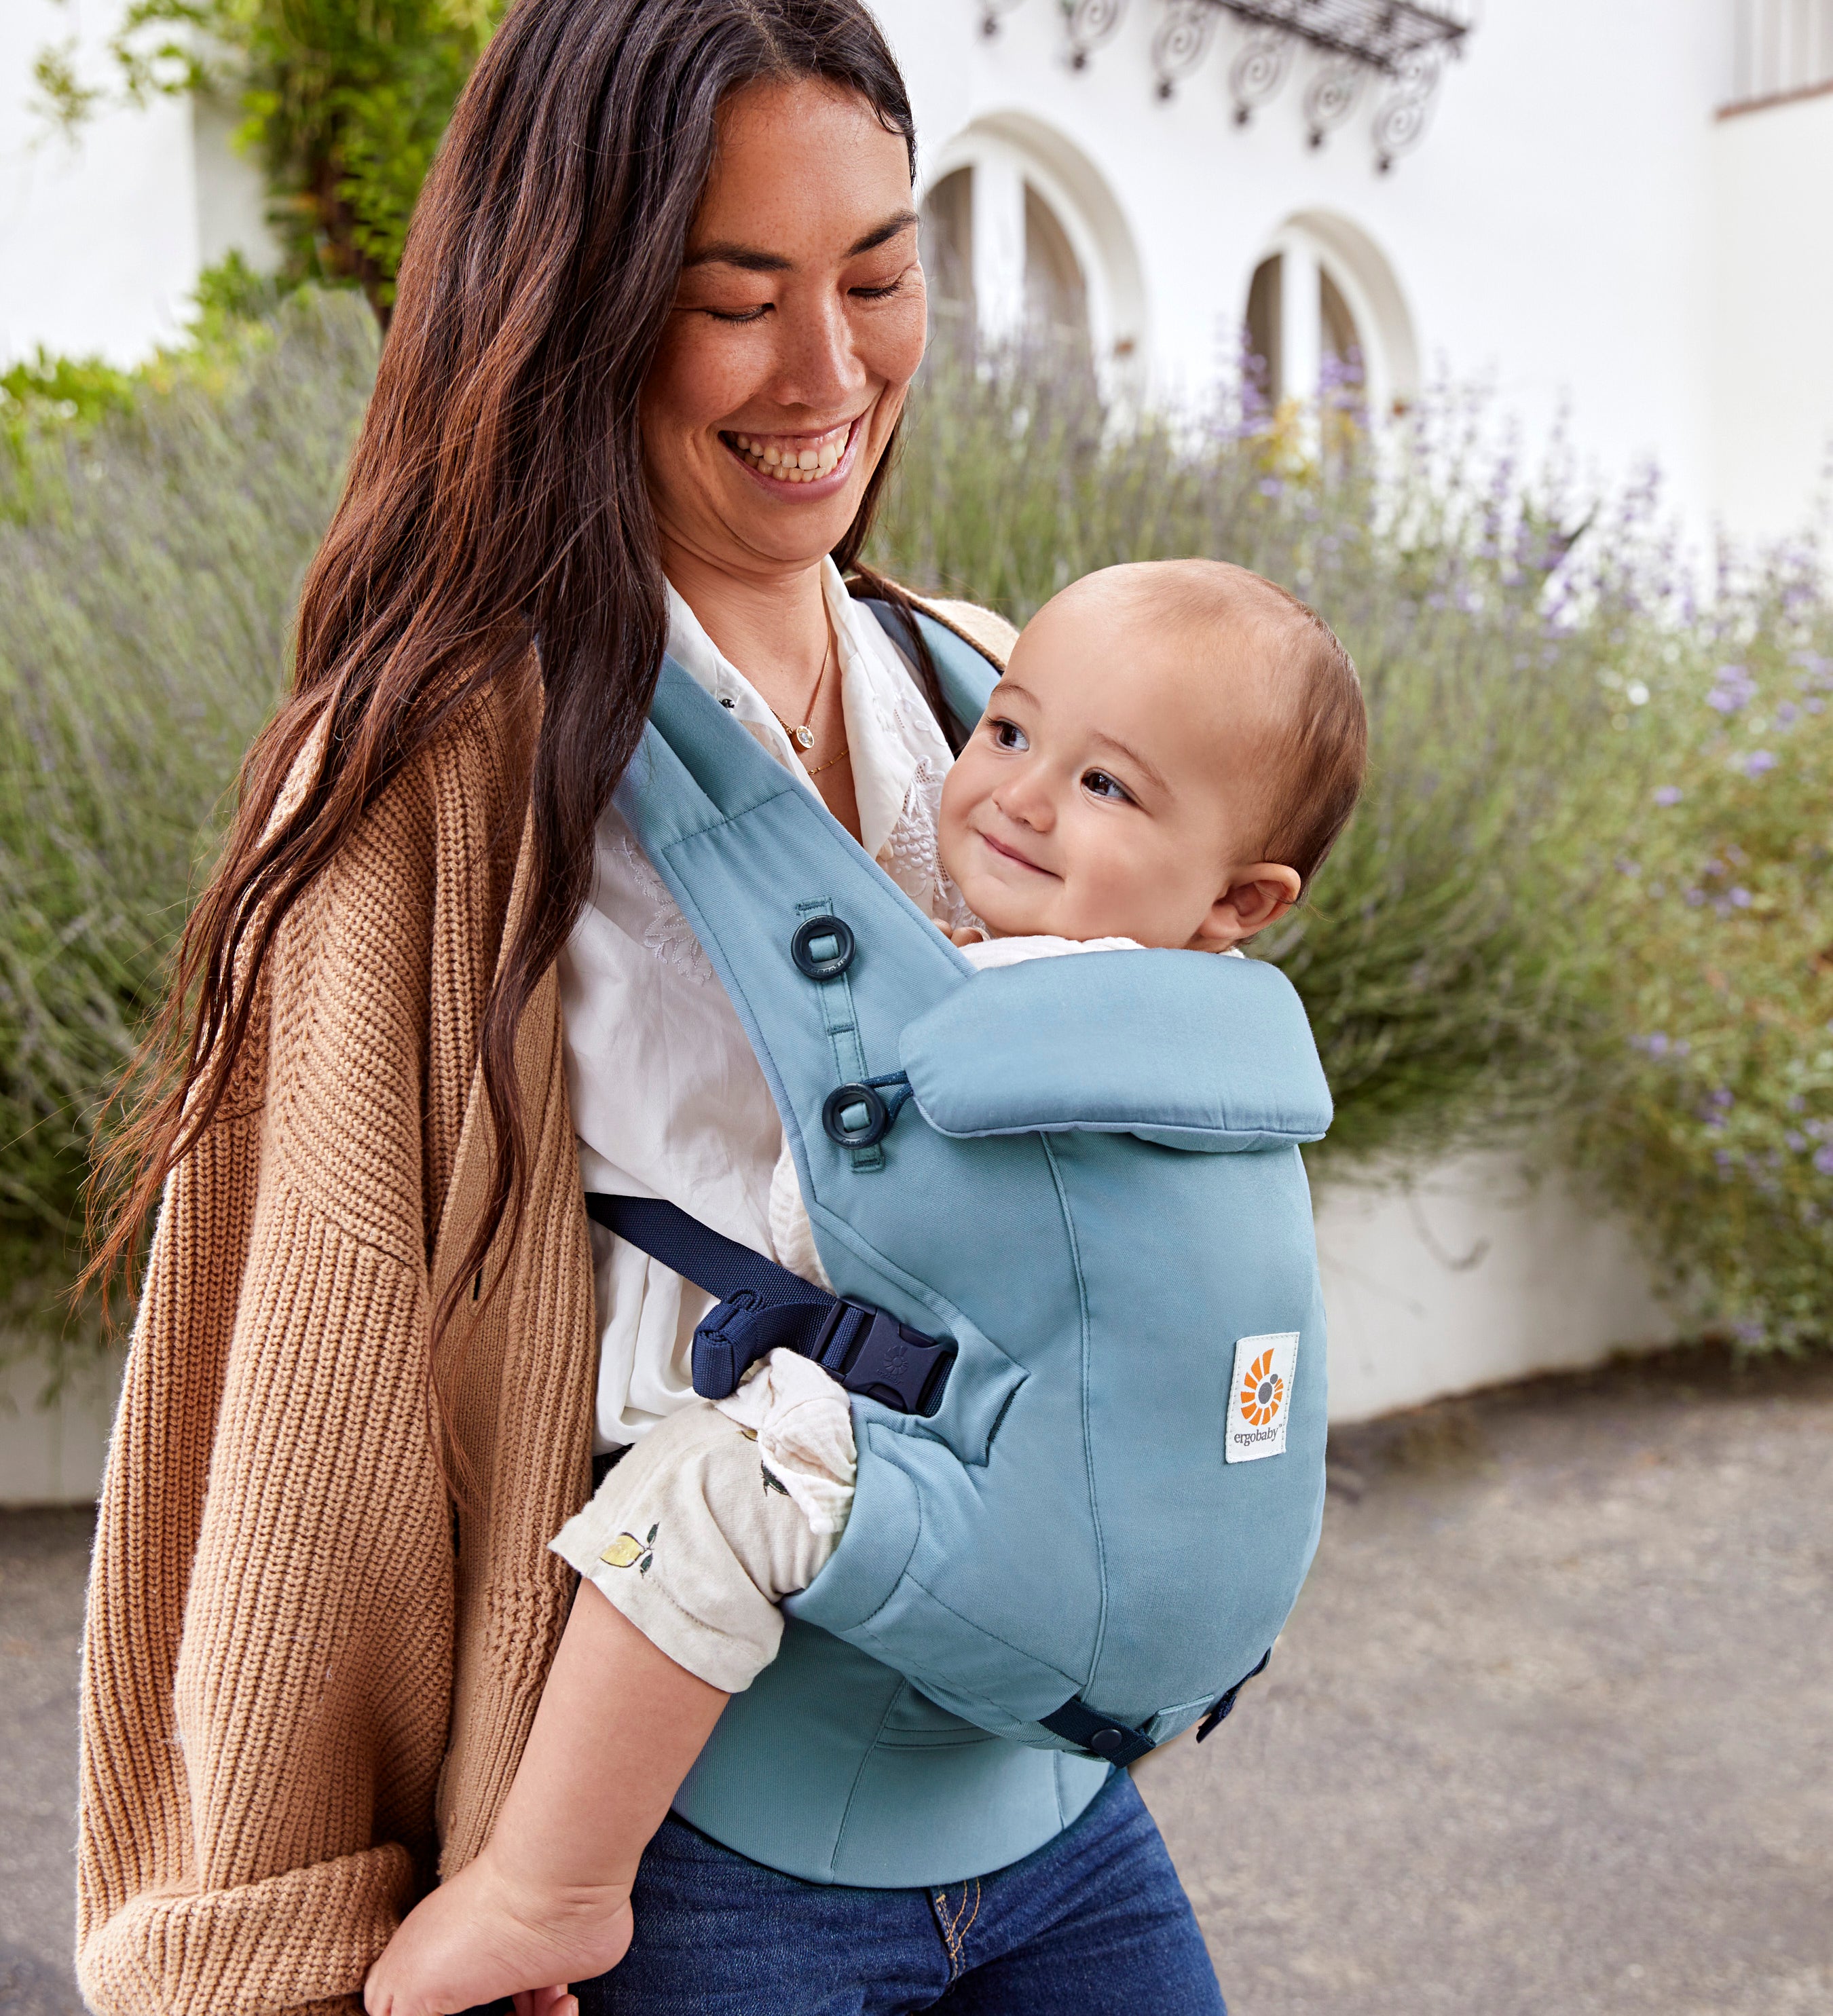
[794,724,815,749]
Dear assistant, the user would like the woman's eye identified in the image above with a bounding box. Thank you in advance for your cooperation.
[990,719,1028,751]
[705,304,771,324]
[1082,769,1132,803]
[851,278,906,301]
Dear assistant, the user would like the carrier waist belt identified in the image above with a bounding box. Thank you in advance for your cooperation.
[585,1194,956,1416]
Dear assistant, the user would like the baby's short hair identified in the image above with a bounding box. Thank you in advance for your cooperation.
[1108,558,1368,893]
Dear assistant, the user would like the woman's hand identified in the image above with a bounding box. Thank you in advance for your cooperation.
[363,1845,633,2016]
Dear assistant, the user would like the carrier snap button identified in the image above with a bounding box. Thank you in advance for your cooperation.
[1087,1728,1126,1755]
[792,914,855,980]
[823,1083,890,1148]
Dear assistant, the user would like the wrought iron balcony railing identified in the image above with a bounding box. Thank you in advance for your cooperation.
[980,0,1475,171]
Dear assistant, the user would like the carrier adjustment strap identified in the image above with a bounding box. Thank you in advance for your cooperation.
[1193,1647,1272,1743]
[584,1194,955,1416]
[1041,1646,1273,1768]
[1036,1698,1156,1769]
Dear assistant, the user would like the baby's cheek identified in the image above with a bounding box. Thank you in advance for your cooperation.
[936,769,971,875]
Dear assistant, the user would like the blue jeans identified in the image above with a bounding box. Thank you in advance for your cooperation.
[566,1767,1223,2015]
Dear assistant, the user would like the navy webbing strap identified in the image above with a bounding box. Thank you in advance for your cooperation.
[1040,1646,1273,1768]
[585,1193,955,1417]
[1035,1698,1157,1769]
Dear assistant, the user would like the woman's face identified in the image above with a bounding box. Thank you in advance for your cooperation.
[641,77,927,580]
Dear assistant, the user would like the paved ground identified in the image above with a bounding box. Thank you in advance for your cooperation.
[4,1346,1830,2015]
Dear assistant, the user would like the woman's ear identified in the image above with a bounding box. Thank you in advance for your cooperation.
[1191,863,1303,950]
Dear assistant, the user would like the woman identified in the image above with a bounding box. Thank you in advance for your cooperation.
[76,3,1225,2011]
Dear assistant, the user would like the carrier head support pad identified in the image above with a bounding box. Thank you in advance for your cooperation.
[611,624,1329,1846]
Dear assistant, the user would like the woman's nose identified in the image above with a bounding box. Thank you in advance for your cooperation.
[767,291,865,413]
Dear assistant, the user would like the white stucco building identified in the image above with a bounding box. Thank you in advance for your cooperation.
[6,0,1833,542]
[0,3,1822,1493]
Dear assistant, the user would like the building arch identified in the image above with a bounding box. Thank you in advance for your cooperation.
[919,111,1147,394]
[1244,210,1418,419]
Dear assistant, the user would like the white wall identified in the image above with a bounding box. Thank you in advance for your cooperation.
[878,0,1735,527]
[1315,1154,1675,1422]
[1709,86,1833,544]
[0,0,272,366]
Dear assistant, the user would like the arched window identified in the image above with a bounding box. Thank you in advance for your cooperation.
[918,115,1145,390]
[1243,215,1418,420]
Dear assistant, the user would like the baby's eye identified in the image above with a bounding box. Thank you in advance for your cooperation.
[989,718,1029,752]
[1081,769,1133,804]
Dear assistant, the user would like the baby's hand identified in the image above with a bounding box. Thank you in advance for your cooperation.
[934,921,988,948]
[364,1845,633,2016]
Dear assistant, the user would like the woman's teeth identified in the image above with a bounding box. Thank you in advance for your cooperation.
[729,426,849,483]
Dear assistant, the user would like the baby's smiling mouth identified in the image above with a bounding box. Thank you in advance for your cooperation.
[722,417,859,485]
[976,827,1057,878]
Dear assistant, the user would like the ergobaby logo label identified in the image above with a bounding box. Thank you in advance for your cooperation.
[1225,1333,1299,1463]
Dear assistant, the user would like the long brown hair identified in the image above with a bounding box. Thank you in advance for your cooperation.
[88,0,936,1353]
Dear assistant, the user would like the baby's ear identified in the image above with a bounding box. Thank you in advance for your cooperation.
[1193,864,1302,950]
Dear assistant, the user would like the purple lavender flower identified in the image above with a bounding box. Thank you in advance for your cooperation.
[1684,888,1706,907]
[1257,477,1283,499]
[1815,1146,1833,1178]
[1728,886,1754,908]
[1652,785,1683,806]
[1786,1131,1807,1153]
[1743,749,1778,777]
[1707,665,1758,713]
[1776,700,1800,726]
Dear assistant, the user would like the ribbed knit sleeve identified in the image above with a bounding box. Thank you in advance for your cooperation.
[73,690,597,2016]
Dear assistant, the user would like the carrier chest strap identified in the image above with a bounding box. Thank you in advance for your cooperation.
[584,1194,955,1417]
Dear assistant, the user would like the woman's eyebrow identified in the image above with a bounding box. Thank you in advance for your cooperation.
[682,209,919,274]
[847,208,919,257]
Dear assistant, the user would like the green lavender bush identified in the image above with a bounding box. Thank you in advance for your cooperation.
[2,300,1830,1359]
[0,288,379,1343]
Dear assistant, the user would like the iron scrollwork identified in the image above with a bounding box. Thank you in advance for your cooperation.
[977,0,1470,172]
[1371,43,1446,170]
[1227,26,1295,123]
[1151,0,1220,98]
[1301,54,1365,147]
[1063,0,1132,67]
[980,0,1030,35]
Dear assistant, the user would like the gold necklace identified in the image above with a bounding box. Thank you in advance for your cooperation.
[804,744,850,778]
[771,632,833,753]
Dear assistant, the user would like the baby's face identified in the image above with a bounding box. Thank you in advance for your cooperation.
[938,584,1295,949]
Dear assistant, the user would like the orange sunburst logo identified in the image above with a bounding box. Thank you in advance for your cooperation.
[1238,1350,1286,1427]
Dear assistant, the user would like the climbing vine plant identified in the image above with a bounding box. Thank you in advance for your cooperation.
[36,0,502,316]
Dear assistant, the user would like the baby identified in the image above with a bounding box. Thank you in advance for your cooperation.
[365,559,1367,2016]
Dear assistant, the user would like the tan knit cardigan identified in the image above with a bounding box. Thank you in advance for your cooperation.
[76,599,1014,2016]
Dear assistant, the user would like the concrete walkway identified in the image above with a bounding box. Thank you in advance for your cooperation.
[5,1347,1830,2015]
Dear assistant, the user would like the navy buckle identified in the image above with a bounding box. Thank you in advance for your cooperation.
[815,1301,955,1415]
[1195,1647,1272,1743]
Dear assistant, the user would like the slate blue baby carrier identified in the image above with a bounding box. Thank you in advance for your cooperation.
[597,604,1333,1888]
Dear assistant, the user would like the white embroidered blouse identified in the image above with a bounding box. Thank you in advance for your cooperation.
[558,561,969,1450]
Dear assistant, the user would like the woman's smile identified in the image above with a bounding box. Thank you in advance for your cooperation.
[720,413,865,498]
